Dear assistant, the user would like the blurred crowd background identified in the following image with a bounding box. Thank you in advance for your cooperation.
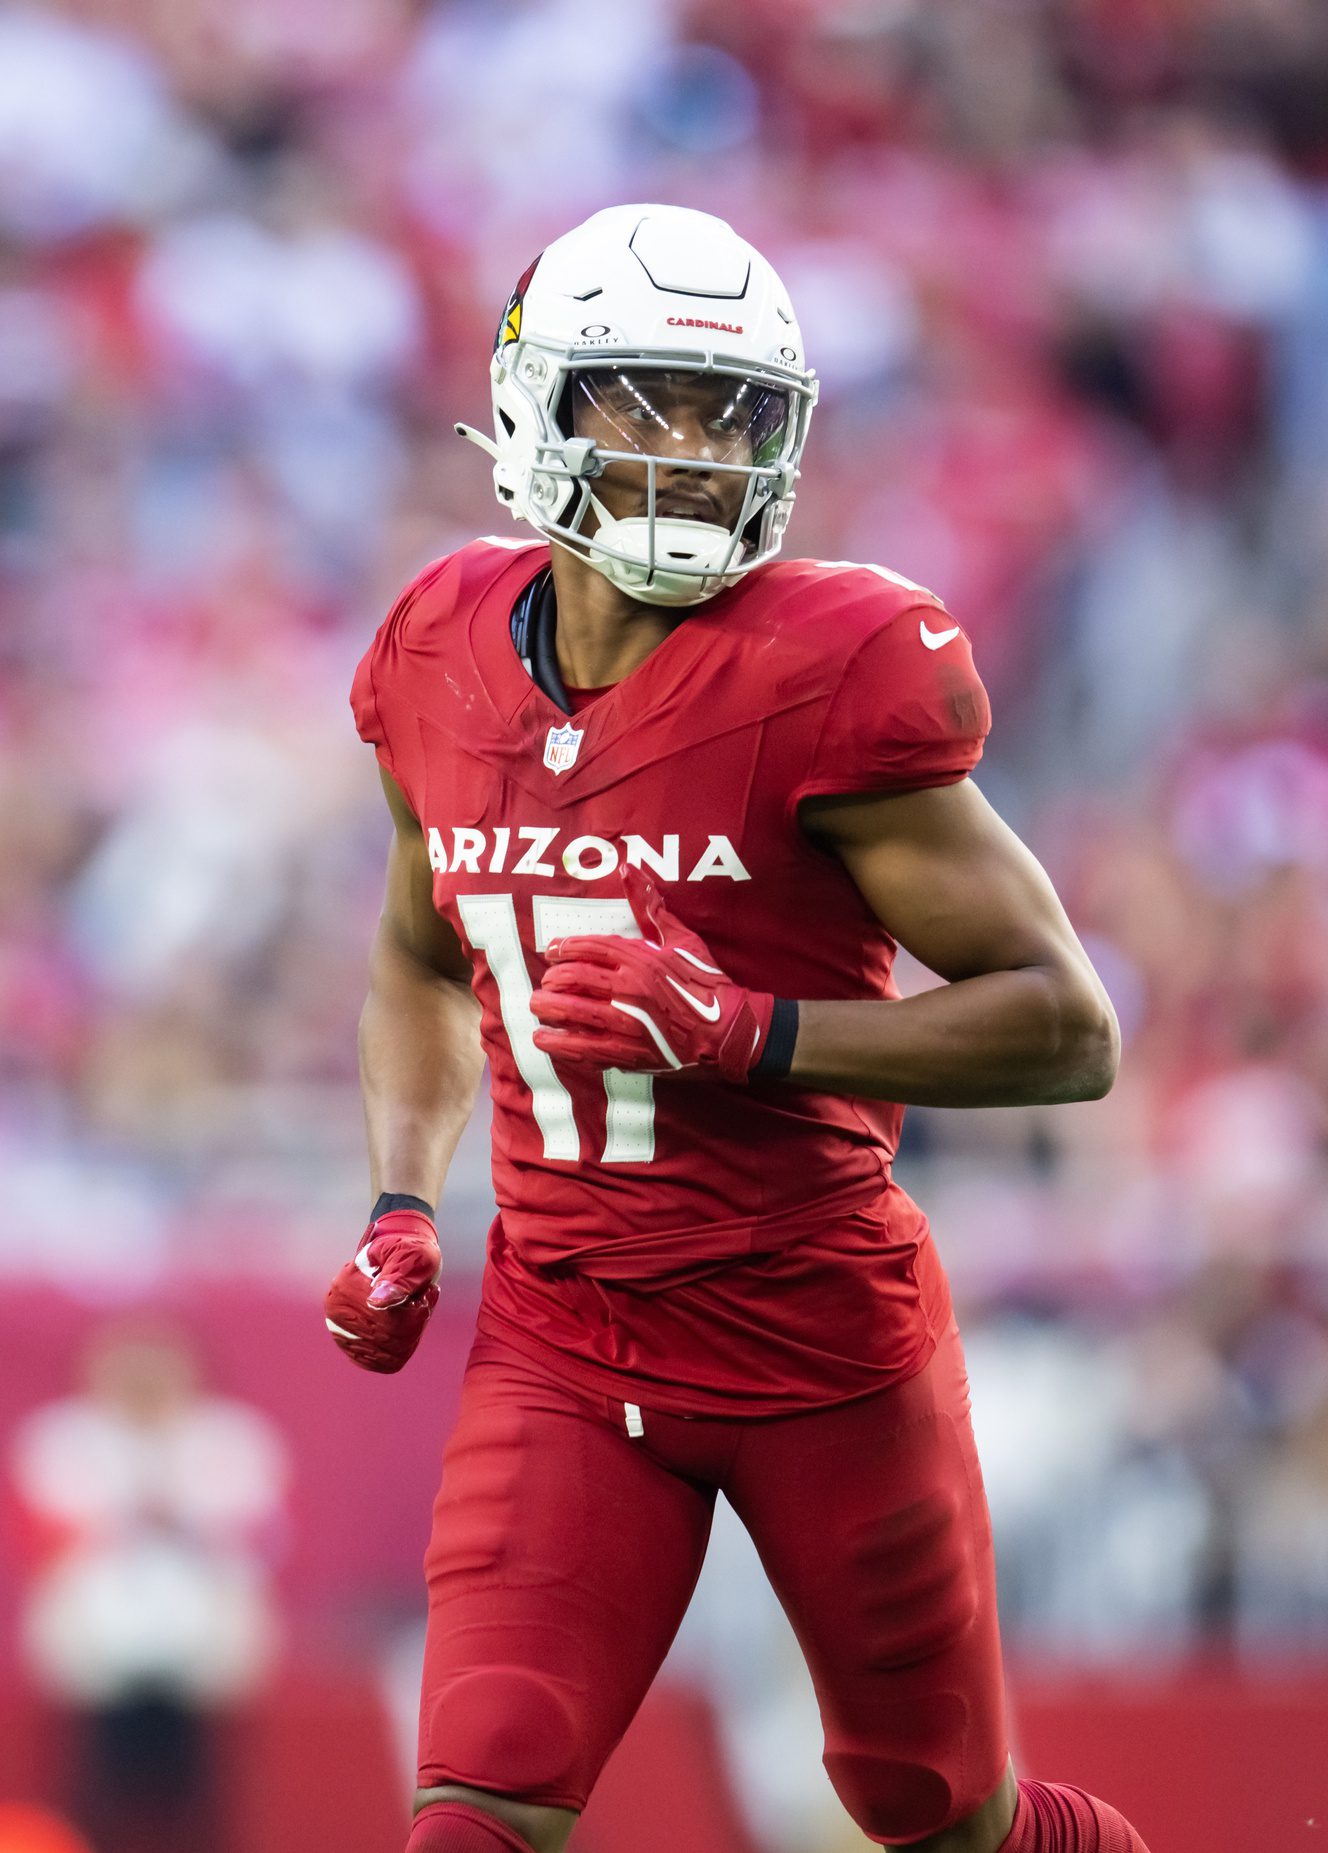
[3,0,1328,1848]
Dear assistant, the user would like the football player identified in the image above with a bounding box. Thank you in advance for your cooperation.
[326,205,1150,1853]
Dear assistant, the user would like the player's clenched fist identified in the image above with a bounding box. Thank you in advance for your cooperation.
[324,1201,441,1373]
[531,862,795,1084]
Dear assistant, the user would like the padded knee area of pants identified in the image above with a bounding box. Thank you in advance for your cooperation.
[421,1667,581,1801]
[824,1749,956,1844]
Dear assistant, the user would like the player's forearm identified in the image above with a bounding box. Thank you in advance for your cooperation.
[786,965,1119,1107]
[359,932,485,1206]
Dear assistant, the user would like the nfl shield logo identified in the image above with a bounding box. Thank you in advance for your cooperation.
[543,722,584,776]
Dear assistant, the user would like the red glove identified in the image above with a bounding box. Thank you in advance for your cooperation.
[531,862,789,1083]
[324,1203,441,1374]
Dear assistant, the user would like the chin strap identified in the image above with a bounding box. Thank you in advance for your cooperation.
[584,494,739,607]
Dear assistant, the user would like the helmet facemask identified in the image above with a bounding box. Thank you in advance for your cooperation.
[546,368,793,605]
[482,346,814,609]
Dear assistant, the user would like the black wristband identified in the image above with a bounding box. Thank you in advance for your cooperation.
[371,1191,435,1222]
[751,998,799,1080]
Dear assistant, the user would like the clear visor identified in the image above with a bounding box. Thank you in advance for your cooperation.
[568,368,791,469]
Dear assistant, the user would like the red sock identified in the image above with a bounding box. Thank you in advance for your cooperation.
[999,1781,1151,1853]
[406,1801,534,1852]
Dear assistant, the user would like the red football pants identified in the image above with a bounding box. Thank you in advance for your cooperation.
[418,1318,1007,1846]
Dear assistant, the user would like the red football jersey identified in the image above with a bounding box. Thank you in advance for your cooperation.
[353,539,991,1413]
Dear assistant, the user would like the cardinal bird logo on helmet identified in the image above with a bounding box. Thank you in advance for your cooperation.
[496,253,542,353]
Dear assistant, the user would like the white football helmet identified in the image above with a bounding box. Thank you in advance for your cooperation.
[457,204,817,608]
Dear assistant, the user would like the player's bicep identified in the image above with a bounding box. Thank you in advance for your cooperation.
[807,779,1100,987]
[377,768,472,983]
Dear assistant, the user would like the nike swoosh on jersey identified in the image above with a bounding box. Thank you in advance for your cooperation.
[919,619,961,651]
[664,974,722,1021]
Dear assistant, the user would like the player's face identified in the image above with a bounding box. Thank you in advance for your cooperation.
[569,369,788,530]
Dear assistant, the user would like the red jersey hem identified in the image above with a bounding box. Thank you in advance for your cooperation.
[473,1298,942,1419]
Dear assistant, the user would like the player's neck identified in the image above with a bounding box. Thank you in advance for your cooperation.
[547,542,682,690]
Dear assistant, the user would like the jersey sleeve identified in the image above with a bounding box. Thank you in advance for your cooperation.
[350,628,391,765]
[792,603,991,806]
[349,556,453,806]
